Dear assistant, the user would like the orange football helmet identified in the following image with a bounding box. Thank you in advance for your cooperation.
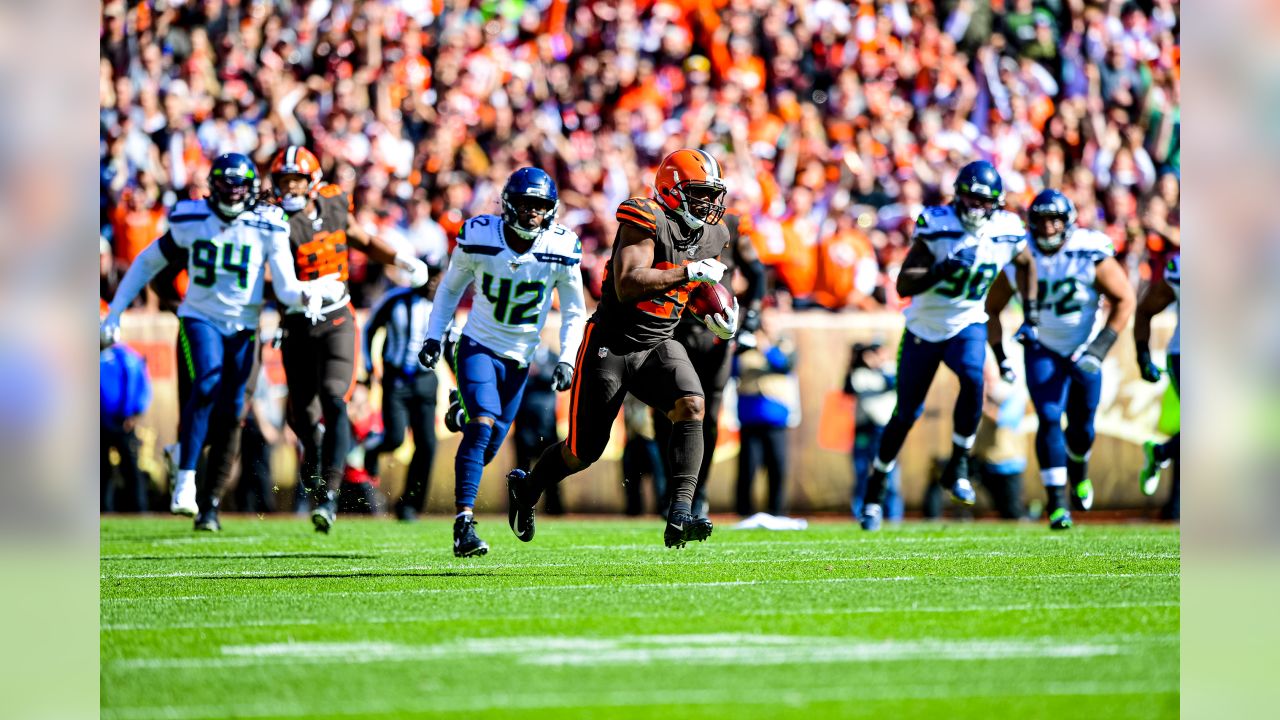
[269,146,323,212]
[653,148,727,228]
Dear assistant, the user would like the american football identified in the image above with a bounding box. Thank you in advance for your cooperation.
[686,281,734,319]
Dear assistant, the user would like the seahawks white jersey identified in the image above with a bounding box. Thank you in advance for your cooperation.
[1007,227,1116,358]
[1166,254,1181,356]
[427,215,587,366]
[163,200,300,332]
[905,206,1028,342]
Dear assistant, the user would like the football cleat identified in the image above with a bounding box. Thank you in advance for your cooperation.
[663,511,714,549]
[193,508,221,532]
[394,503,418,522]
[506,469,537,542]
[860,503,883,532]
[170,473,199,517]
[444,389,464,433]
[1049,507,1073,530]
[1140,441,1170,496]
[941,452,976,505]
[1071,478,1095,511]
[453,515,489,557]
[311,500,336,534]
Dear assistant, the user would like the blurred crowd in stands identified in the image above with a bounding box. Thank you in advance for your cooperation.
[101,0,1180,313]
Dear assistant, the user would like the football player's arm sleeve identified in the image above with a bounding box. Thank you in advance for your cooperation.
[895,239,940,297]
[265,230,307,307]
[985,270,1015,364]
[554,266,588,366]
[107,237,173,315]
[425,249,472,343]
[363,293,395,375]
[344,212,401,265]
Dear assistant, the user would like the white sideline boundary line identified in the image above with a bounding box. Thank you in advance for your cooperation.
[101,571,1178,605]
[101,599,1180,632]
[101,678,1179,719]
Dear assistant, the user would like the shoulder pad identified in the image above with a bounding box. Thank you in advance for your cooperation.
[169,200,213,223]
[986,210,1027,241]
[914,205,965,238]
[456,215,504,255]
[1068,228,1116,258]
[616,197,661,233]
[534,223,583,266]
[317,183,353,212]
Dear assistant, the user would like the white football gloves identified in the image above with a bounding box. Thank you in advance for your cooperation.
[702,298,739,341]
[686,258,727,284]
[396,253,431,288]
[302,274,347,324]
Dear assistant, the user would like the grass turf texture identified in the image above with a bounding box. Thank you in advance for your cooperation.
[101,517,1178,719]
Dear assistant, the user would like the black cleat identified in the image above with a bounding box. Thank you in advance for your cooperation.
[394,503,418,522]
[664,511,714,549]
[506,469,537,542]
[444,389,464,433]
[193,509,221,532]
[940,452,976,505]
[453,515,489,557]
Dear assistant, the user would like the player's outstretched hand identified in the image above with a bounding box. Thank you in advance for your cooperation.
[397,254,431,288]
[312,273,347,303]
[552,362,574,392]
[704,298,739,340]
[686,258,727,284]
[418,339,442,369]
[100,311,121,348]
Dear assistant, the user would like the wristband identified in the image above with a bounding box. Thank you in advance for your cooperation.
[1085,327,1118,359]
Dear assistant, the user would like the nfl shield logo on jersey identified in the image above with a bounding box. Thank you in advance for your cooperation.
[598,346,608,359]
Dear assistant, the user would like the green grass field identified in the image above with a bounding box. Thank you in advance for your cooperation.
[101,516,1179,720]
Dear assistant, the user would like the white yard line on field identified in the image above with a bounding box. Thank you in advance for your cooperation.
[100,599,1180,632]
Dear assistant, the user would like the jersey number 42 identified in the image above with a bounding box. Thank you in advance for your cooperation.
[481,273,546,326]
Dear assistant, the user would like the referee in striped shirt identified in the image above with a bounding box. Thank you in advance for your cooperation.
[363,271,440,521]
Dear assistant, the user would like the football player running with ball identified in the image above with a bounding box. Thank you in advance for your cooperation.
[416,168,586,557]
[100,153,345,531]
[860,160,1038,531]
[504,148,739,549]
[987,190,1135,530]
[267,146,431,534]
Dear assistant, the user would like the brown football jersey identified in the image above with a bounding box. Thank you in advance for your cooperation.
[595,197,731,350]
[287,184,352,283]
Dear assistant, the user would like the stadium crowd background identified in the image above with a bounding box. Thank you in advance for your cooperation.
[100,0,1180,312]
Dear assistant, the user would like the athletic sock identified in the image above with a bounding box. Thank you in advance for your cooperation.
[1067,458,1087,487]
[454,422,494,509]
[1042,467,1068,513]
[667,420,704,516]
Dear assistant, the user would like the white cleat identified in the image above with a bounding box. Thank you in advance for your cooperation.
[170,472,198,517]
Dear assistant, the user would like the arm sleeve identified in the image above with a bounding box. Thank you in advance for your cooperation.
[425,248,473,342]
[554,266,588,366]
[107,238,173,315]
[363,292,397,374]
[264,230,307,308]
